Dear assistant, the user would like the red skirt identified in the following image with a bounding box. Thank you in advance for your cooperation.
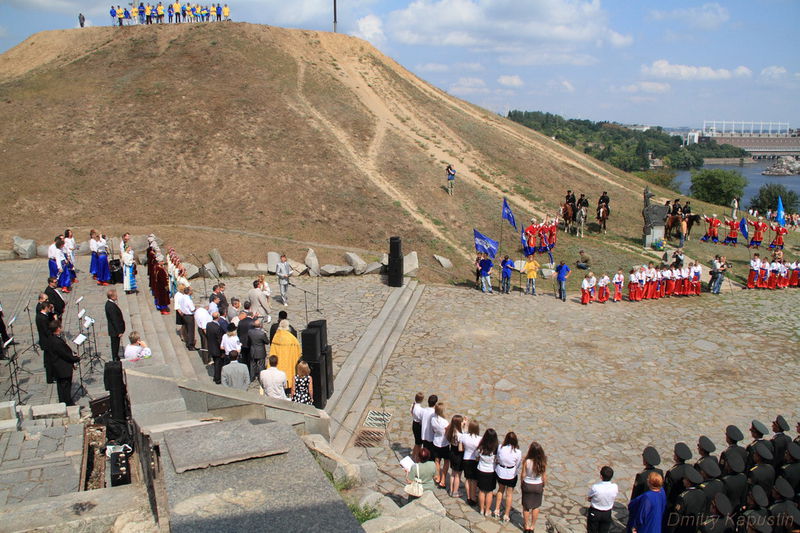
[692,279,701,296]
[627,282,638,301]
[598,286,609,302]
[666,279,675,295]
[747,270,758,289]
[581,288,590,305]
[768,274,778,289]
[758,270,768,288]
[613,283,623,301]
[790,271,799,287]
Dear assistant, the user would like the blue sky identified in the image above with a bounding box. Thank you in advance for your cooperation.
[1,0,798,128]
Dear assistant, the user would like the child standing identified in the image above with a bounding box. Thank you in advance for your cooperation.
[523,255,540,295]
[500,255,514,294]
[612,269,624,302]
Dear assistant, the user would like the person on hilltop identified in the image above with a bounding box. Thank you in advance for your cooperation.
[116,5,124,27]
[109,5,117,25]
[446,164,456,196]
[222,4,230,21]
[79,13,86,27]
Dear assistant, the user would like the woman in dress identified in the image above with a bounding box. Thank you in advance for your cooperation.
[89,229,99,279]
[63,229,77,283]
[494,431,522,522]
[430,402,450,489]
[94,232,111,286]
[291,360,313,405]
[445,414,465,497]
[520,441,547,533]
[476,428,499,517]
[269,319,301,385]
[121,244,138,294]
[459,420,481,506]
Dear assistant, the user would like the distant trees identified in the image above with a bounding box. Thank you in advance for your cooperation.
[507,110,747,173]
[689,169,747,205]
[749,183,800,214]
[633,169,682,193]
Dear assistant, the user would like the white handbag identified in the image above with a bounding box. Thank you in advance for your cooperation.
[404,464,424,497]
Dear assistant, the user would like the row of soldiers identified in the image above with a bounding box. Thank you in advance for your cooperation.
[630,416,800,533]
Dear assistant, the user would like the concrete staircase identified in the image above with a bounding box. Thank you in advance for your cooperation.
[326,280,425,452]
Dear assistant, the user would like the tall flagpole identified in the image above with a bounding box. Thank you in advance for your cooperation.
[333,0,338,32]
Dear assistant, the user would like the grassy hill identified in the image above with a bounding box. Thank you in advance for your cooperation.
[1,23,794,284]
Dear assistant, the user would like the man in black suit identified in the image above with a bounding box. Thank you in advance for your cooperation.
[36,302,55,383]
[44,320,80,405]
[45,277,65,319]
[206,312,225,384]
[104,289,125,361]
[212,283,229,317]
[268,310,297,342]
[236,310,254,369]
[248,318,269,382]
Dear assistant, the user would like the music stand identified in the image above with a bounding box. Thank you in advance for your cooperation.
[71,333,90,402]
[7,315,34,376]
[24,303,39,356]
[83,315,104,373]
[3,337,26,404]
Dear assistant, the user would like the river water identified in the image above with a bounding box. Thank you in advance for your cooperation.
[673,161,800,205]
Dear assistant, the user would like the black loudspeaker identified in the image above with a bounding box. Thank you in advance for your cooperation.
[306,319,328,351]
[104,361,127,421]
[301,327,321,362]
[388,236,404,287]
[323,345,334,399]
[110,451,131,487]
[308,351,328,409]
[109,259,123,284]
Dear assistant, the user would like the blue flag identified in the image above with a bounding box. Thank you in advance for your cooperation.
[501,198,517,230]
[776,196,785,226]
[521,228,536,256]
[739,218,749,241]
[474,229,499,258]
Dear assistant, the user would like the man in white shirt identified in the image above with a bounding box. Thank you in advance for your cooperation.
[119,232,131,257]
[208,294,220,316]
[194,305,212,360]
[419,394,438,456]
[259,355,288,400]
[587,466,618,533]
[178,286,197,351]
[275,254,293,306]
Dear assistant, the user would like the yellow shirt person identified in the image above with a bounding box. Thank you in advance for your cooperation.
[157,4,164,15]
[145,4,152,16]
[116,7,124,19]
[222,5,230,18]
[523,259,540,279]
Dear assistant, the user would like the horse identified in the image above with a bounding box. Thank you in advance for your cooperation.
[596,204,609,234]
[685,214,701,239]
[664,214,681,239]
[560,203,575,234]
[575,206,587,238]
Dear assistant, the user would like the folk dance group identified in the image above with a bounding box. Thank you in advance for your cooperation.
[746,255,800,290]
[699,215,789,250]
[580,263,706,305]
[46,231,79,293]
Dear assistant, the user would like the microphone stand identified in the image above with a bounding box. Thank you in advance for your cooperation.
[189,253,208,302]
[71,334,89,403]
[288,282,319,325]
[3,337,25,404]
[24,303,38,356]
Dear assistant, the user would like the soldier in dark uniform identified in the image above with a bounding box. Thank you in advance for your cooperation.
[667,443,695,510]
[771,416,792,470]
[697,436,721,474]
[700,493,735,533]
[741,485,771,533]
[577,193,590,209]
[721,425,749,474]
[672,199,683,216]
[779,443,800,495]
[565,190,577,209]
[748,442,776,496]
[794,420,800,447]
[597,191,611,218]
[673,467,706,533]
[701,459,725,512]
[747,420,774,470]
[768,477,797,533]
[721,452,748,513]
[632,446,664,500]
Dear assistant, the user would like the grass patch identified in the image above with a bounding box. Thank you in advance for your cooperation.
[348,503,380,524]
[513,184,543,203]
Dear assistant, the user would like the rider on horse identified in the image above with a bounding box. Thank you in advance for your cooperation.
[597,191,610,218]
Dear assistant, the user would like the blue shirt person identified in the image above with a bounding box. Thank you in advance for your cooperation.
[555,261,571,302]
[478,254,493,293]
[500,256,514,294]
[627,473,666,533]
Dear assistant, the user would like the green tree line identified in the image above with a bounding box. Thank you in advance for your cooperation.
[507,110,747,172]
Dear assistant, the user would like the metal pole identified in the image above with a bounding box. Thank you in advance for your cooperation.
[333,0,337,33]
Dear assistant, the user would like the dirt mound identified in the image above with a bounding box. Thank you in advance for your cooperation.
[0,23,707,280]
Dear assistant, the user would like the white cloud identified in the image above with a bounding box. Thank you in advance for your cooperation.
[387,0,632,61]
[650,3,730,30]
[760,65,787,80]
[560,80,575,93]
[416,63,449,72]
[617,81,671,94]
[350,14,386,47]
[544,79,575,94]
[455,62,484,72]
[497,75,523,88]
[642,59,751,81]
[449,76,490,96]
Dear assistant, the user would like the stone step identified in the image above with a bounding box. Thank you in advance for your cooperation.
[134,289,197,379]
[124,287,166,370]
[330,283,425,451]
[154,299,209,382]
[327,280,422,449]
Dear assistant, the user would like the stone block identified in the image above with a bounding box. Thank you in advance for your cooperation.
[354,459,378,485]
[15,404,32,422]
[37,245,50,258]
[320,264,353,276]
[381,253,389,266]
[31,403,67,419]
[267,251,281,274]
[66,405,81,423]
[0,419,18,433]
[344,252,367,275]
[183,262,200,280]
[433,254,453,269]
[364,262,383,275]
[0,400,17,420]
[236,263,269,277]
[300,434,361,487]
[128,234,149,252]
[12,236,36,259]
[403,251,419,277]
[209,248,236,277]
[75,241,91,256]
[201,262,219,279]
[287,259,308,276]
[0,250,15,261]
[305,248,321,277]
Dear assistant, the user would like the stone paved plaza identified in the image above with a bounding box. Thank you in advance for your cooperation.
[363,285,800,532]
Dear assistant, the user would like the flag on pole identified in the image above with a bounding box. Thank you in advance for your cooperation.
[521,228,536,256]
[473,229,499,258]
[776,196,786,226]
[501,198,517,230]
[739,217,749,241]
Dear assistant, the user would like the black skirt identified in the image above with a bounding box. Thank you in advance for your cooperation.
[449,445,464,471]
[434,444,450,460]
[477,470,497,492]
[412,421,422,445]
[462,459,478,480]
[497,474,518,488]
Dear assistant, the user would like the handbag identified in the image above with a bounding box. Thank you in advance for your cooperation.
[404,464,424,497]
